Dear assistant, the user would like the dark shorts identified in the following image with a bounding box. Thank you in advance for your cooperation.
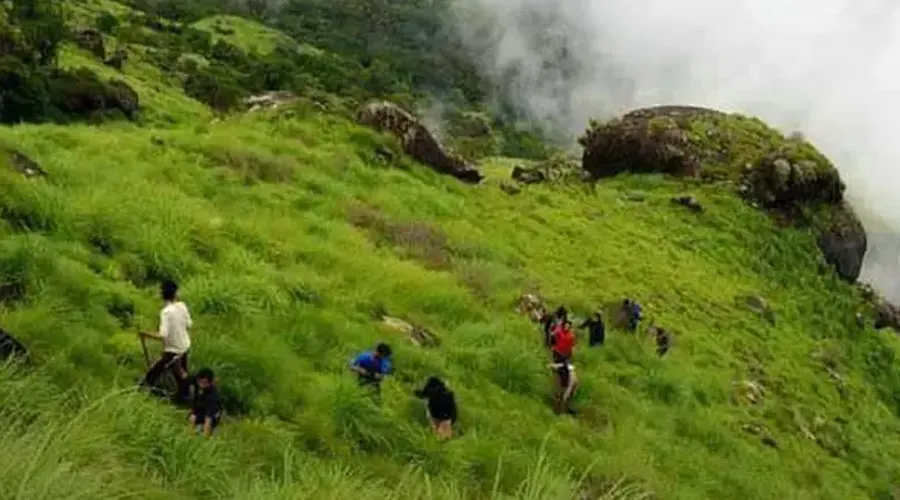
[552,351,570,364]
[193,414,219,432]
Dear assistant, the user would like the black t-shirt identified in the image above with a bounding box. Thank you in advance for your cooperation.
[427,390,457,422]
[192,384,221,420]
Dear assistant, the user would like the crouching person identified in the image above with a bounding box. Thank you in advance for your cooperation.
[189,368,221,437]
[414,376,457,440]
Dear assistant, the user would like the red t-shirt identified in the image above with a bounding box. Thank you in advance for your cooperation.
[551,325,575,356]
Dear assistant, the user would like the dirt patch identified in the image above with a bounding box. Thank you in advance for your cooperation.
[194,146,293,184]
[347,203,452,270]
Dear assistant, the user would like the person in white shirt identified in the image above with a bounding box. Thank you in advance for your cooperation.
[139,280,193,404]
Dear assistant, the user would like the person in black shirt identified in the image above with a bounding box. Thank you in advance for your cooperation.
[189,368,221,437]
[414,376,457,440]
[579,311,605,346]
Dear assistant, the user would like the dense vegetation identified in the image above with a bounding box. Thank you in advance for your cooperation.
[1,0,900,499]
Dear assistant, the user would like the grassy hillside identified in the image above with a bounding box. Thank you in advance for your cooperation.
[1,1,900,499]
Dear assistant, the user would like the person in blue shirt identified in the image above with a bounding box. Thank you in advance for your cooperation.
[350,343,393,390]
[623,299,642,332]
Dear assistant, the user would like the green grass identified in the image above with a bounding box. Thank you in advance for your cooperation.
[192,15,297,55]
[1,2,900,499]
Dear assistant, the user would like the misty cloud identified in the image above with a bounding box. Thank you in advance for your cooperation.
[449,0,900,298]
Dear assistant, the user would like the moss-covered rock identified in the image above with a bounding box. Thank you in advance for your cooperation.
[579,106,835,183]
[579,105,866,282]
[511,154,582,185]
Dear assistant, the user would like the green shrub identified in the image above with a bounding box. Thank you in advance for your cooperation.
[95,12,119,34]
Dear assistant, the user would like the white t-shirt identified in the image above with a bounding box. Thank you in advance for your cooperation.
[160,301,192,354]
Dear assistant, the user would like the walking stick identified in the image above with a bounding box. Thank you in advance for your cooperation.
[139,334,151,369]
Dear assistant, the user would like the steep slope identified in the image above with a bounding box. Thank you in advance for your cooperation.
[0,2,899,500]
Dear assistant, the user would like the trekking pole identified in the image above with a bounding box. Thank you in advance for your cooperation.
[139,334,151,369]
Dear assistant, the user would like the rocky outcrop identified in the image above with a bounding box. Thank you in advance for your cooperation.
[579,105,866,282]
[858,283,900,332]
[356,101,483,183]
[244,91,299,113]
[816,208,867,282]
[108,80,140,120]
[671,195,703,213]
[104,48,128,70]
[3,148,46,177]
[510,154,583,185]
[74,28,106,59]
[515,293,546,322]
[379,315,440,348]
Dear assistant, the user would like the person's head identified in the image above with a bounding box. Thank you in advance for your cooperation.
[424,376,446,395]
[374,343,392,359]
[161,280,178,302]
[554,306,568,320]
[195,368,215,389]
[623,298,631,307]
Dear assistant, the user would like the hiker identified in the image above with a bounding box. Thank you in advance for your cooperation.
[0,328,27,362]
[579,311,605,346]
[139,280,192,404]
[189,368,222,437]
[549,319,576,363]
[543,306,568,348]
[349,342,393,390]
[655,327,671,356]
[623,299,642,332]
[548,361,578,415]
[414,376,457,440]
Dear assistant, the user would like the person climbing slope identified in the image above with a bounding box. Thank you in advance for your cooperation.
[139,280,192,404]
[579,310,605,346]
[350,342,393,391]
[549,319,576,363]
[414,376,457,440]
[623,299,643,332]
[189,368,222,437]
[548,360,578,415]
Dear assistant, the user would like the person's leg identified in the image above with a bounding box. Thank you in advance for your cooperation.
[170,351,190,402]
[437,420,452,439]
[142,353,174,388]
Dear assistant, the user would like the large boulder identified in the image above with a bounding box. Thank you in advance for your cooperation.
[579,105,866,282]
[74,28,106,59]
[108,80,140,120]
[579,106,835,183]
[356,101,484,183]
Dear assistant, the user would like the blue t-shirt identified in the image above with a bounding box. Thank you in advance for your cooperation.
[630,303,642,318]
[350,351,393,376]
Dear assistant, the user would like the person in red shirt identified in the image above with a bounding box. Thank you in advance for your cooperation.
[550,319,575,363]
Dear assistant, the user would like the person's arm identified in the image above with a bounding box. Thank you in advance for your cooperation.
[203,417,213,437]
[350,353,369,375]
[140,310,169,341]
[381,358,393,376]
